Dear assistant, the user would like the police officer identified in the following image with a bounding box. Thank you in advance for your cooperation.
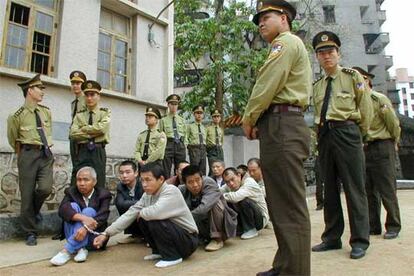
[134,107,167,167]
[187,105,207,175]
[69,70,87,185]
[7,74,54,246]
[353,66,402,239]
[206,109,224,176]
[159,94,187,178]
[311,31,373,260]
[242,1,312,275]
[70,80,111,189]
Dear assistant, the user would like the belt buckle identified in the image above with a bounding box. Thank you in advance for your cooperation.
[87,141,96,151]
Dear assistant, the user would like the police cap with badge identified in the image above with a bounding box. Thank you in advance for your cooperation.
[82,80,102,94]
[193,105,204,113]
[145,106,162,119]
[312,31,341,52]
[18,73,46,91]
[69,70,87,83]
[211,109,221,117]
[166,94,181,104]
[252,0,297,25]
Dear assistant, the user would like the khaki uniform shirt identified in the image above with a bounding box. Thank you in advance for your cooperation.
[70,106,111,144]
[187,122,206,145]
[242,31,312,126]
[159,113,187,143]
[366,90,400,143]
[71,95,86,122]
[206,124,224,147]
[7,103,52,151]
[313,66,373,136]
[134,128,167,162]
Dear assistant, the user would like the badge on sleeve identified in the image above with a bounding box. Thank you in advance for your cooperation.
[356,82,365,91]
[269,42,284,58]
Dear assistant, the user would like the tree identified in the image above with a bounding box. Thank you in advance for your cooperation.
[174,0,268,118]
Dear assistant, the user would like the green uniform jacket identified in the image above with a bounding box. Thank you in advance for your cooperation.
[70,106,111,144]
[158,113,187,144]
[206,124,224,147]
[71,95,86,121]
[187,122,206,145]
[134,128,167,162]
[313,66,373,136]
[366,90,400,143]
[242,31,312,126]
[7,103,52,151]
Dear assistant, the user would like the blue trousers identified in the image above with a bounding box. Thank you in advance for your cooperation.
[64,202,97,253]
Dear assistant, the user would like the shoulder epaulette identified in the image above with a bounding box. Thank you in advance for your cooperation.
[13,107,24,117]
[100,107,109,112]
[371,94,379,102]
[38,104,50,110]
[77,108,87,113]
[342,68,357,76]
[313,76,323,85]
[139,129,147,134]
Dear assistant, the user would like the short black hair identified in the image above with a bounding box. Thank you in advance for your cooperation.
[236,164,248,171]
[211,160,225,167]
[247,158,261,167]
[223,167,238,178]
[22,87,29,98]
[140,163,166,180]
[181,165,202,183]
[119,160,137,172]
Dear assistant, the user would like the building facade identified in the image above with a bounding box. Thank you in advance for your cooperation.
[0,0,174,215]
[395,68,414,118]
[293,0,392,93]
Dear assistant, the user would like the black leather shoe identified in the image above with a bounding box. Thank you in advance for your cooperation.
[384,231,399,239]
[312,241,342,252]
[256,268,279,276]
[26,234,37,246]
[316,204,323,211]
[350,247,365,259]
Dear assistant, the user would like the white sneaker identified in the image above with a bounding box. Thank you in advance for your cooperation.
[155,258,183,268]
[74,248,88,263]
[241,228,259,240]
[143,254,162,261]
[50,250,71,266]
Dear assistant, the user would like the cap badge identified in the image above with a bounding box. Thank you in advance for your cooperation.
[74,72,79,77]
[258,1,263,10]
[321,34,329,42]
[87,83,93,88]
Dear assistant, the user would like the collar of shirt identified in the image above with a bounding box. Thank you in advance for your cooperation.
[324,65,341,80]
[271,31,290,44]
[24,102,38,113]
[82,188,95,207]
[87,106,99,114]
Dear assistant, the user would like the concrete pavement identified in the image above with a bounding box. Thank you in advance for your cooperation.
[1,190,413,275]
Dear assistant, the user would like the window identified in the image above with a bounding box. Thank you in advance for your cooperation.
[323,5,336,24]
[409,82,414,89]
[98,8,131,93]
[402,87,407,94]
[2,1,59,75]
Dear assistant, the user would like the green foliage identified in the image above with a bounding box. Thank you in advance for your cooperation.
[175,0,268,118]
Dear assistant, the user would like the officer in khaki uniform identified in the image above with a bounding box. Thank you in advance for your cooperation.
[206,109,224,176]
[353,66,402,239]
[69,70,87,185]
[134,107,167,167]
[70,80,110,188]
[7,74,54,246]
[159,94,187,178]
[311,31,373,260]
[187,105,207,175]
[242,1,312,275]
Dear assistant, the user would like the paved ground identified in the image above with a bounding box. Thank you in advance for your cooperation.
[1,190,413,276]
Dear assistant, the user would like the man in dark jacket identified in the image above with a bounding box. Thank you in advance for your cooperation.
[115,160,144,243]
[50,166,111,266]
[179,165,237,252]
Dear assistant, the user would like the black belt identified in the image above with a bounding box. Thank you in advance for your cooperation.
[21,144,43,150]
[188,144,206,149]
[324,120,355,129]
[367,138,393,146]
[268,104,302,114]
[78,142,105,148]
[167,137,184,143]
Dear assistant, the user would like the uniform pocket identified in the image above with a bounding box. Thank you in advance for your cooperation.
[335,92,354,111]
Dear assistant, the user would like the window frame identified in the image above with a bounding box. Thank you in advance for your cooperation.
[1,0,60,76]
[322,5,336,24]
[97,7,132,94]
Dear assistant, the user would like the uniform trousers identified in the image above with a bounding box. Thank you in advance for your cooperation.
[319,124,370,250]
[18,146,54,235]
[257,111,310,276]
[63,202,97,253]
[365,139,401,234]
[138,219,198,261]
[72,144,106,188]
[163,140,186,178]
[188,144,207,175]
